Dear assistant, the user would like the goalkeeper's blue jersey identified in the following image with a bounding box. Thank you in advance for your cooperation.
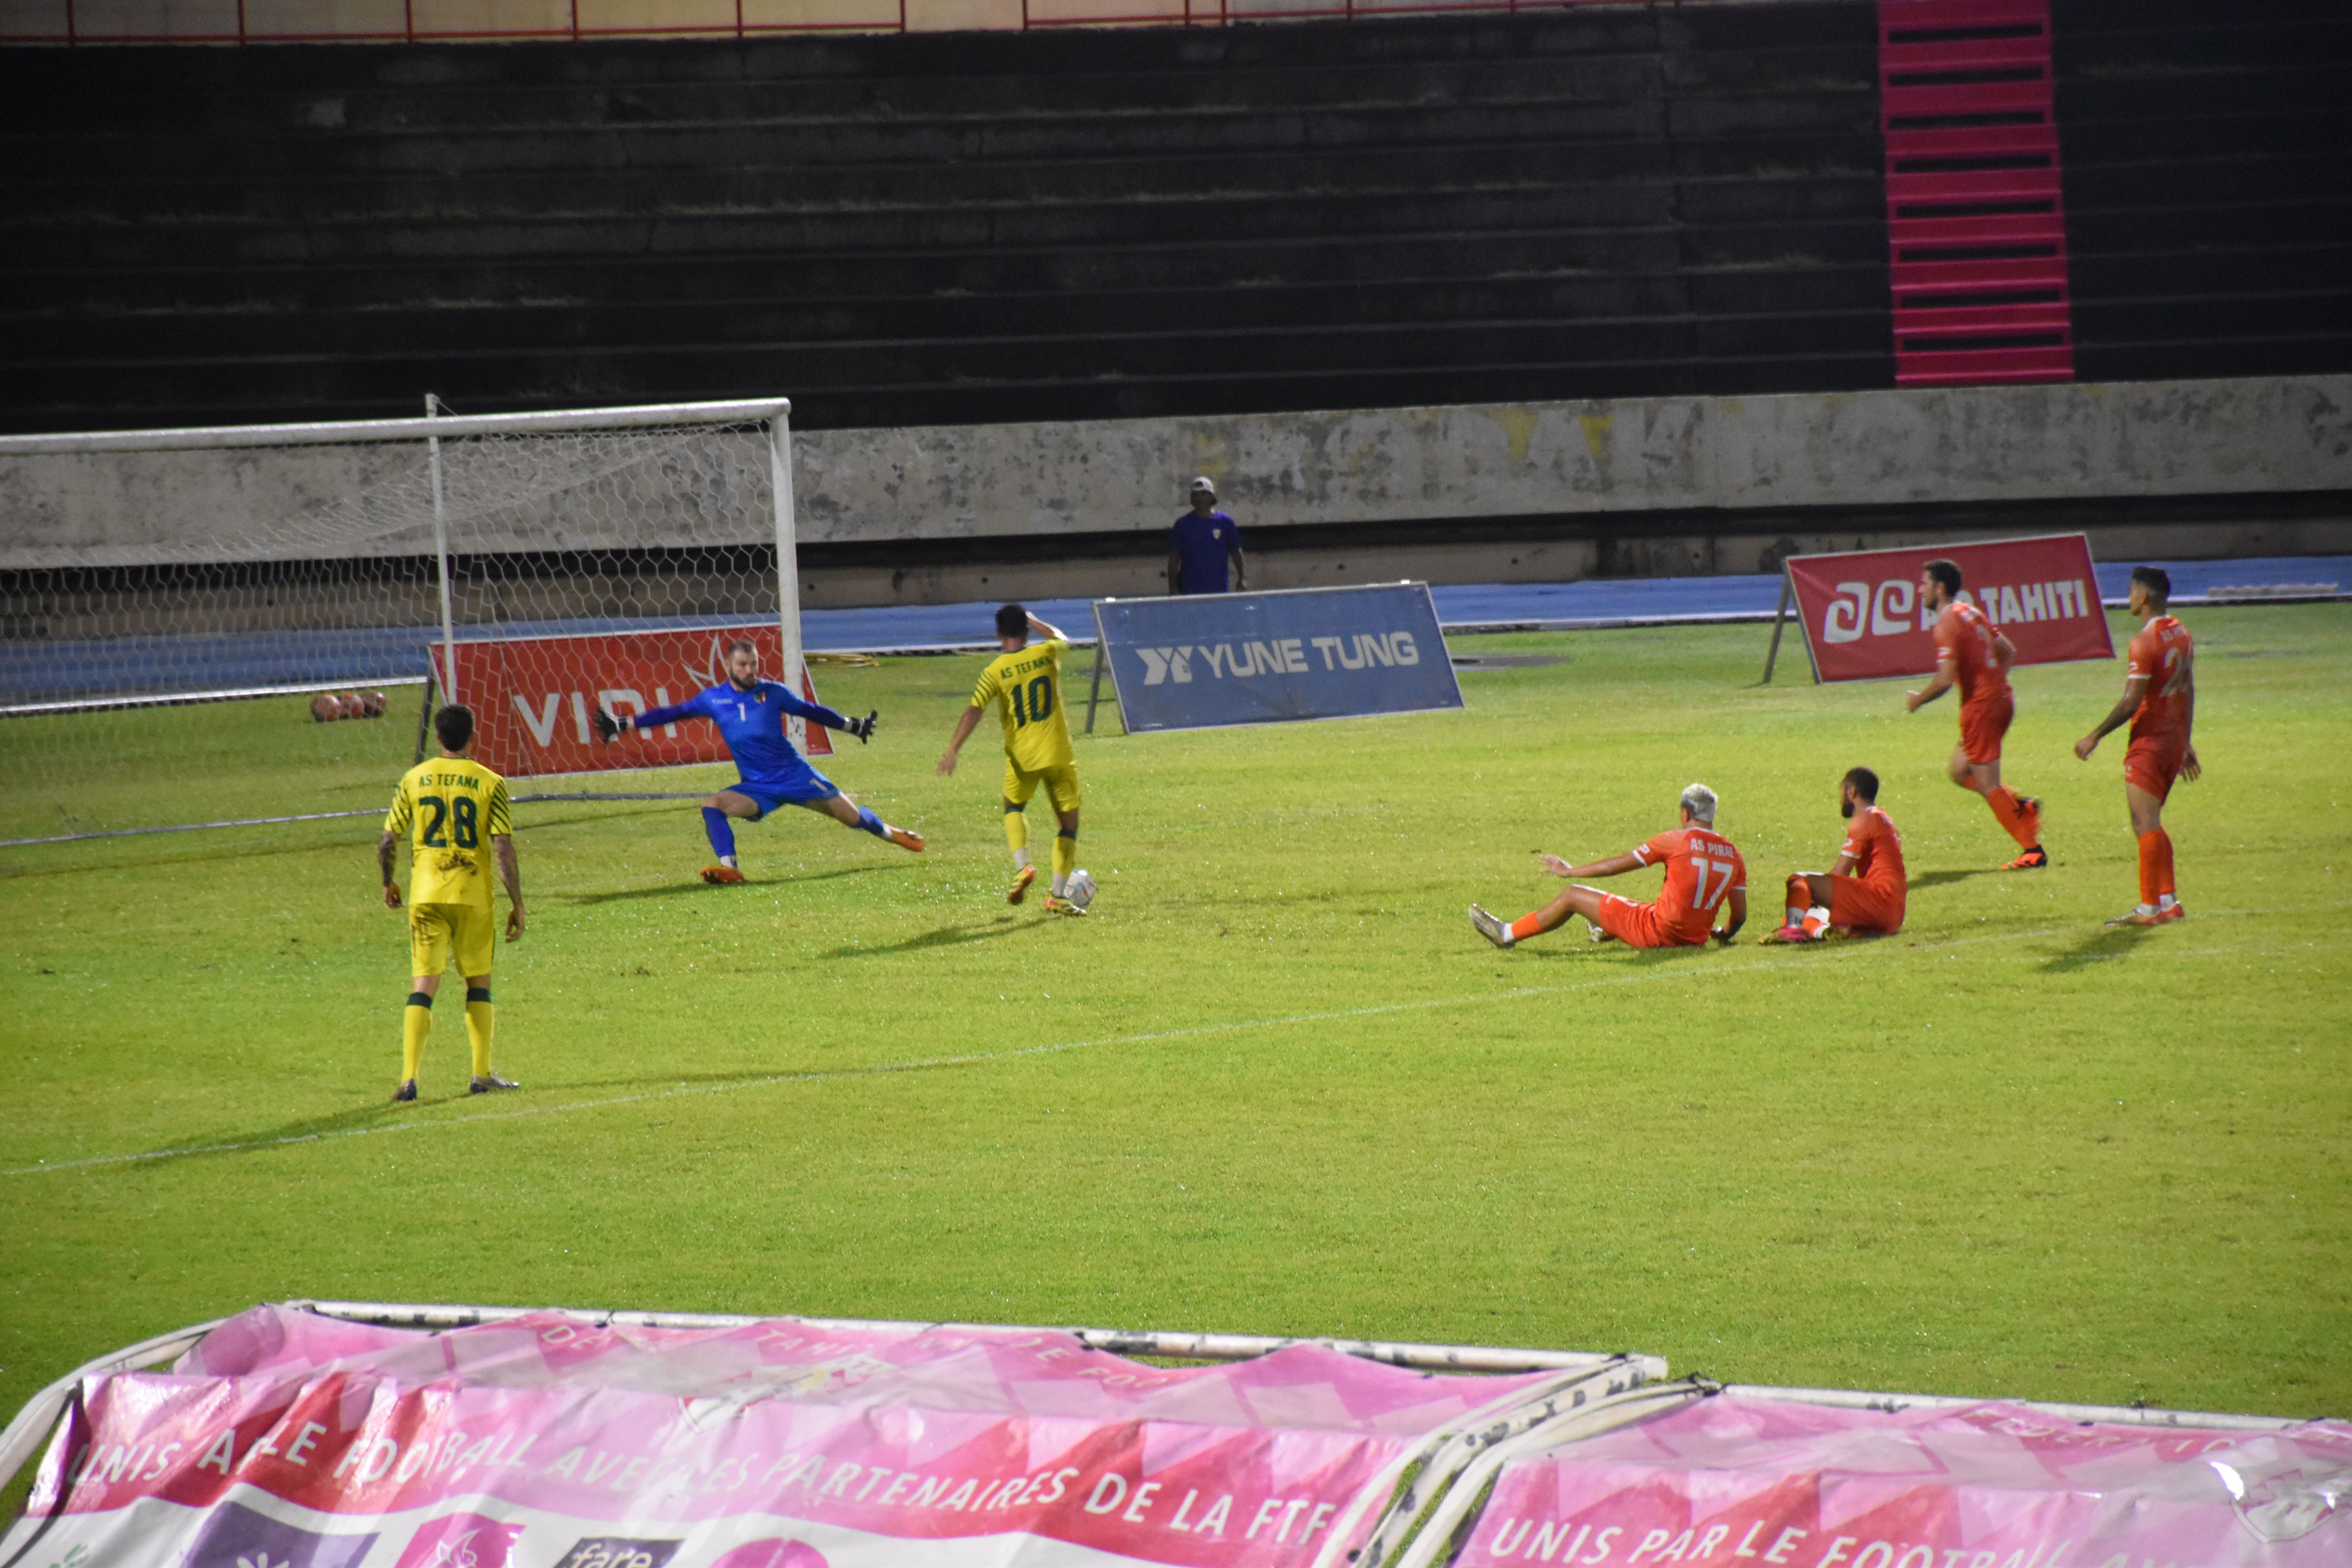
[637,680,846,783]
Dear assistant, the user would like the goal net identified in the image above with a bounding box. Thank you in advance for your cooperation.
[0,398,808,845]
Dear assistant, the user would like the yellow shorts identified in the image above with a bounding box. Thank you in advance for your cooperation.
[1002,760,1081,816]
[410,901,494,980]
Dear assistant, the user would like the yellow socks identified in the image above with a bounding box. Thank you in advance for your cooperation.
[402,991,432,1082]
[1052,830,1077,892]
[1003,805,1029,869]
[465,986,494,1078]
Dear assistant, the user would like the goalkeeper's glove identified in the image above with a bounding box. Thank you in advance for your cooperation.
[592,708,621,743]
[843,710,878,744]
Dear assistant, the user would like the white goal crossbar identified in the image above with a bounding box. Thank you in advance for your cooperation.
[0,399,792,455]
[0,397,802,714]
[2,398,811,842]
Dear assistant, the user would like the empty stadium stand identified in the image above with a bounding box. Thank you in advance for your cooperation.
[2054,0,2352,384]
[2,5,1894,434]
[0,1,2342,438]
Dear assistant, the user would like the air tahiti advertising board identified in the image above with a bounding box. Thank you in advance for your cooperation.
[430,625,831,779]
[1782,535,2113,684]
[1093,584,1462,735]
[7,1307,2347,1568]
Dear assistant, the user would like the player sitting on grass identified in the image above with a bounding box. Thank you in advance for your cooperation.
[937,604,1087,914]
[1471,782,1746,950]
[381,703,524,1102]
[1761,766,1907,944]
[593,638,918,884]
[1906,558,2047,870]
[2075,565,2198,927]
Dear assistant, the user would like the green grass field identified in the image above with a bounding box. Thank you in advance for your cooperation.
[4,606,2347,1486]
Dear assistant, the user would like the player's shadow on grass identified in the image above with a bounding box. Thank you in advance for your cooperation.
[2038,924,2156,973]
[563,865,896,905]
[115,1099,448,1171]
[1505,942,1719,964]
[824,916,1038,959]
[1908,869,2001,891]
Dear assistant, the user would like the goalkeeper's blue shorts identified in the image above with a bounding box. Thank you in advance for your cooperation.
[731,767,839,816]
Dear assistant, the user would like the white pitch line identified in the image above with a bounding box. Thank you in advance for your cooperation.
[0,907,2285,1180]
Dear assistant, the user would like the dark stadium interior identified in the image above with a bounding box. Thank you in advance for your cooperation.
[4,2,2342,438]
[2053,2,2352,387]
[7,4,1895,435]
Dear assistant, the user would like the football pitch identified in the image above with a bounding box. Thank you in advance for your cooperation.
[3,606,2347,1474]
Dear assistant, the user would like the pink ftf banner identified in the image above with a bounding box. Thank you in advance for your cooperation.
[1784,534,2112,684]
[8,1306,1569,1568]
[1455,1393,2352,1568]
[13,1309,2343,1568]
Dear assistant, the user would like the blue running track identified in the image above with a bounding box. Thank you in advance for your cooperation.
[6,557,2343,708]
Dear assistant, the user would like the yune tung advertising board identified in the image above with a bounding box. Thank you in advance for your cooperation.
[1094,583,1463,734]
[1783,534,2113,684]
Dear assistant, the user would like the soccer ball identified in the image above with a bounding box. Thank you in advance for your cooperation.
[1064,869,1098,910]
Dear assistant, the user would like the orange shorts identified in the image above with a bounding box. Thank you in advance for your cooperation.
[1829,877,1905,936]
[2125,734,2186,801]
[1958,690,2013,765]
[1591,894,1706,949]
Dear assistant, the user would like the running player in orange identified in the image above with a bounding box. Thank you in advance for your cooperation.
[2074,565,2198,926]
[1906,558,2047,869]
[1759,766,1906,943]
[1470,783,1746,949]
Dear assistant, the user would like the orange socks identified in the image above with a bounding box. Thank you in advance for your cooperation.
[1984,785,2040,848]
[2137,829,2175,906]
[1509,912,1547,942]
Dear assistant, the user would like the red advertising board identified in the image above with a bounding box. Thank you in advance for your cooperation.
[432,623,831,779]
[1785,533,2112,683]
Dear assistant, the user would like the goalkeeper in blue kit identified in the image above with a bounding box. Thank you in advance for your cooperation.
[596,638,922,883]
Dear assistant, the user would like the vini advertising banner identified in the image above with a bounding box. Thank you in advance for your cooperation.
[1094,584,1463,735]
[434,624,831,779]
[1784,534,2113,684]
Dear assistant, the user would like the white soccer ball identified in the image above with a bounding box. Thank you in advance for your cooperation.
[1064,869,1098,910]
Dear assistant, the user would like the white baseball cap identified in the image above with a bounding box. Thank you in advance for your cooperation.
[1189,476,1217,495]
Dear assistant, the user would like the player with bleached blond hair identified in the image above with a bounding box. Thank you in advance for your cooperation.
[1471,783,1746,950]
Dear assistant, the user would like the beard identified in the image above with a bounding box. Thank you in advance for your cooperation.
[1840,796,1856,819]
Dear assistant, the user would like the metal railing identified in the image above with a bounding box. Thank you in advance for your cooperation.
[4,0,1670,45]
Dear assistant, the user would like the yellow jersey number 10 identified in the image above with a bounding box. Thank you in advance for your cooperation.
[1008,675,1055,727]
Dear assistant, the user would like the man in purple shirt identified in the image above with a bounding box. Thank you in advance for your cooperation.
[1167,476,1247,595]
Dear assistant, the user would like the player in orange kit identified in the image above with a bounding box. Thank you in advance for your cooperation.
[1470,783,1746,950]
[1906,558,2047,869]
[2075,565,2198,926]
[1760,766,1907,943]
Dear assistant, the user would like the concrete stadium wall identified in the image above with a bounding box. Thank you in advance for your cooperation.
[792,374,2352,546]
[6,375,2348,603]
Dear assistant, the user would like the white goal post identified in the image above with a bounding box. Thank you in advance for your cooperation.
[0,397,805,843]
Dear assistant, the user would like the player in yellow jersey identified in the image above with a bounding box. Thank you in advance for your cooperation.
[938,604,1086,913]
[379,704,526,1102]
